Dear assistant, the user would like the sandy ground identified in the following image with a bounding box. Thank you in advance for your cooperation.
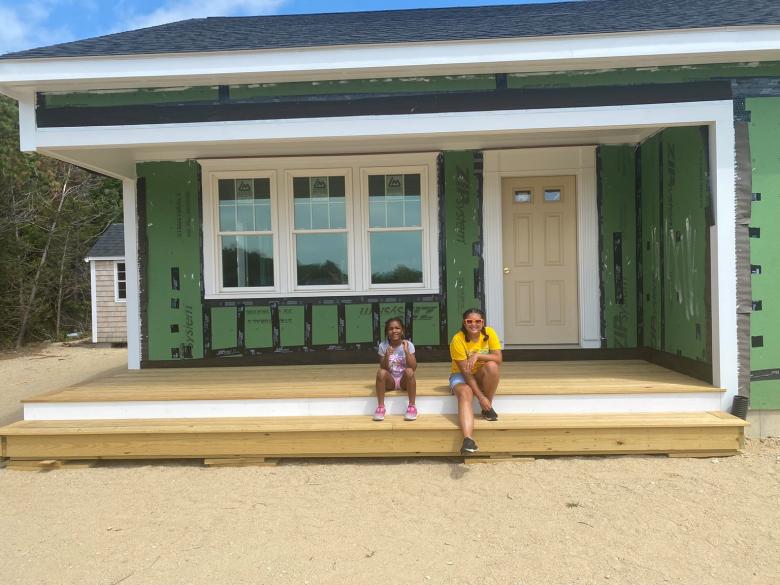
[1,344,779,585]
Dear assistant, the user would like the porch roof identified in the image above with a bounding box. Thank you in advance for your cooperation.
[2,0,779,61]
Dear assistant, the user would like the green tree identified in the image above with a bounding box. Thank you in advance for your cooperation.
[0,95,122,348]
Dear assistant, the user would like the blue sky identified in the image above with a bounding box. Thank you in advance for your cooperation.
[0,0,563,54]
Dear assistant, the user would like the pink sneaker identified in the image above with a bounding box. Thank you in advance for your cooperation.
[372,405,386,421]
[404,404,418,421]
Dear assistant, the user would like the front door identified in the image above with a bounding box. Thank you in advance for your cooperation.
[501,175,579,344]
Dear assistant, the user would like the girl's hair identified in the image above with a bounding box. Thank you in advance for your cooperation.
[460,307,489,342]
[384,317,406,339]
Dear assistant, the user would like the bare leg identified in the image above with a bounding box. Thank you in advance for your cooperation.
[375,369,394,407]
[475,361,500,404]
[400,368,416,405]
[453,383,475,438]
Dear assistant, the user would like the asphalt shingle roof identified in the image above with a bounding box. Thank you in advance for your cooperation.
[2,0,779,60]
[86,224,125,259]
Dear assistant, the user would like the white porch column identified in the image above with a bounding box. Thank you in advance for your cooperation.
[122,178,141,370]
[709,105,739,407]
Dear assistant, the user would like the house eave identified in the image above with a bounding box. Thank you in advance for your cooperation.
[2,26,780,92]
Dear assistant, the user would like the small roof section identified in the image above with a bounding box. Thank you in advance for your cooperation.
[86,224,125,259]
[2,0,779,60]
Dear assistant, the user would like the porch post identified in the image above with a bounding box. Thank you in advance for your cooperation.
[709,105,739,406]
[122,178,141,370]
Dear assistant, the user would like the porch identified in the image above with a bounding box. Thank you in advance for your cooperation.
[0,360,746,463]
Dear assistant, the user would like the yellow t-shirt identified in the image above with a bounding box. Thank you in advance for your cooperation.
[450,326,502,373]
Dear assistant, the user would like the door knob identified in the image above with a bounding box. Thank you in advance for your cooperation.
[503,267,510,274]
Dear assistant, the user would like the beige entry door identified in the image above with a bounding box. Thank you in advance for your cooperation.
[501,175,579,344]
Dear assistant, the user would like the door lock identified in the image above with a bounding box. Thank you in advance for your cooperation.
[503,267,510,274]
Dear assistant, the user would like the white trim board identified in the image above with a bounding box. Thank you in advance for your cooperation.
[122,179,140,370]
[23,392,723,421]
[31,100,741,152]
[89,260,97,344]
[483,146,599,349]
[2,26,780,90]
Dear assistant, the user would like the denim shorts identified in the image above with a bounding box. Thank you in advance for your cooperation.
[448,373,466,393]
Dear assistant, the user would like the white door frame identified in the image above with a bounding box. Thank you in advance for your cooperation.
[484,146,600,349]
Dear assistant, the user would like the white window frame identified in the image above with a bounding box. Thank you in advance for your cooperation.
[286,168,354,293]
[208,170,279,295]
[360,165,432,292]
[114,260,127,303]
[200,153,439,299]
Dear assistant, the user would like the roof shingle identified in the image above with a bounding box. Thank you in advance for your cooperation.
[86,224,125,259]
[2,0,779,61]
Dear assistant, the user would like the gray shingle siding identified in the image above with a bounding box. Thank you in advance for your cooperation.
[2,0,779,60]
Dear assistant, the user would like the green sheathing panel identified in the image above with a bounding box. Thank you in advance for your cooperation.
[140,161,204,361]
[230,75,495,99]
[312,305,339,346]
[412,302,440,346]
[210,307,237,350]
[379,303,406,327]
[639,134,663,350]
[598,146,637,348]
[279,306,305,348]
[244,306,273,349]
[752,381,780,410]
[660,127,710,362]
[443,151,482,340]
[508,61,780,89]
[748,97,780,409]
[345,304,374,344]
[43,86,219,107]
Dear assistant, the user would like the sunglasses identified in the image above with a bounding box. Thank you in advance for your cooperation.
[464,319,484,325]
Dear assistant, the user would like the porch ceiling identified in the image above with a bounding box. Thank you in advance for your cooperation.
[44,126,660,179]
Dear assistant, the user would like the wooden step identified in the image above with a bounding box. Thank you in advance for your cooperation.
[24,361,722,403]
[0,412,746,461]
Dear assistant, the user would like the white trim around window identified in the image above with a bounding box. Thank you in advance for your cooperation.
[200,153,439,299]
[114,260,127,303]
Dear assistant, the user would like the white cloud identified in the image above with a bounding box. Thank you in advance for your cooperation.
[127,0,288,30]
[0,1,74,54]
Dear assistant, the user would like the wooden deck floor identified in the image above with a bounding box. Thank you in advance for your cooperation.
[25,360,721,403]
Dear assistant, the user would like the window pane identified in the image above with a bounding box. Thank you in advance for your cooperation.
[235,202,255,231]
[253,178,270,200]
[544,189,562,202]
[296,233,348,286]
[368,173,422,228]
[117,263,126,279]
[311,201,330,229]
[370,231,422,284]
[254,202,272,231]
[222,235,273,288]
[294,200,311,230]
[218,179,235,201]
[293,177,310,198]
[219,201,237,231]
[236,179,254,200]
[369,197,386,228]
[118,282,127,299]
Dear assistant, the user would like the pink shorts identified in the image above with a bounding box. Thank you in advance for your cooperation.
[391,374,404,390]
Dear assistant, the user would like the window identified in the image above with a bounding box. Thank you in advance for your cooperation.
[366,172,423,285]
[115,262,127,302]
[201,154,438,298]
[217,176,274,289]
[291,174,349,288]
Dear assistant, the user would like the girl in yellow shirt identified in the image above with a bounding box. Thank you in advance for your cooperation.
[449,308,502,454]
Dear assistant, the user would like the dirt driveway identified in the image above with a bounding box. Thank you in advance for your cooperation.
[1,344,778,585]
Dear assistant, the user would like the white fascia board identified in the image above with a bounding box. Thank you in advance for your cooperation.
[1,26,780,90]
[84,256,125,262]
[34,100,734,151]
